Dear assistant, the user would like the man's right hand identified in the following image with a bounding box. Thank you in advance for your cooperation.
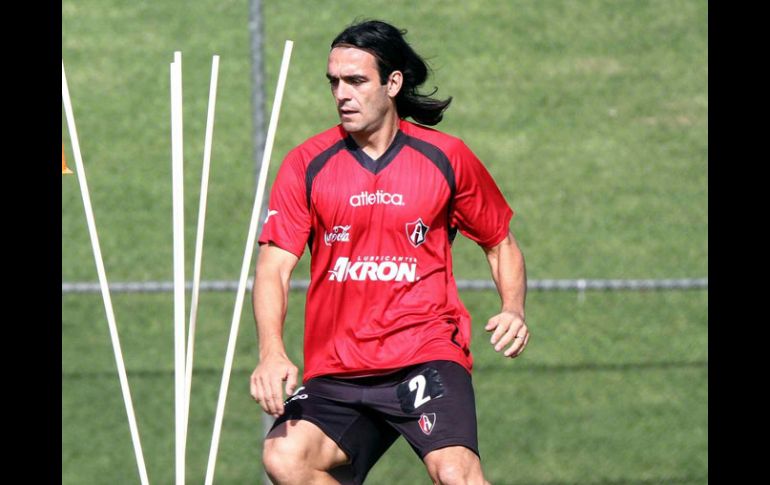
[250,352,299,418]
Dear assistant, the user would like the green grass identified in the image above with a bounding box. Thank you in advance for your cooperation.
[62,290,707,484]
[63,0,707,483]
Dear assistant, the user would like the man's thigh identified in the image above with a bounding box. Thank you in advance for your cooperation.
[268,380,400,484]
[265,419,349,468]
[423,445,487,485]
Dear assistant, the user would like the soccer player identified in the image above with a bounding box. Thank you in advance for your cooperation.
[250,19,529,485]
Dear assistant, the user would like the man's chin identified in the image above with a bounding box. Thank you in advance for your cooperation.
[340,121,361,133]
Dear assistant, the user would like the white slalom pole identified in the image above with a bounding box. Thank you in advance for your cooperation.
[170,52,187,485]
[204,40,293,485]
[182,54,220,453]
[62,60,150,485]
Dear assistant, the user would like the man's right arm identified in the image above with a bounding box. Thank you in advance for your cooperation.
[250,242,300,417]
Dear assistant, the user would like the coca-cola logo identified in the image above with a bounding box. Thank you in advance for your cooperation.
[324,225,351,246]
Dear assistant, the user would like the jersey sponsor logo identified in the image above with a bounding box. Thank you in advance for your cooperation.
[418,413,436,435]
[349,190,405,207]
[324,225,351,246]
[328,256,418,282]
[406,218,429,247]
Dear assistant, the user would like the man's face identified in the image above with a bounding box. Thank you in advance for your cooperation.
[326,46,398,136]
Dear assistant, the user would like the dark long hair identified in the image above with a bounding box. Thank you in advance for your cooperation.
[331,20,452,126]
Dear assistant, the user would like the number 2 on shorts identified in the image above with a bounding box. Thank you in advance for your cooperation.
[396,366,445,413]
[409,375,431,408]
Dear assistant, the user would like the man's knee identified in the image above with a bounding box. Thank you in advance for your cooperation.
[262,436,309,483]
[425,447,487,485]
[434,462,468,485]
[262,420,349,484]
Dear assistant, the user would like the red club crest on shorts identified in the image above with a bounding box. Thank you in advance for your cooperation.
[418,413,436,435]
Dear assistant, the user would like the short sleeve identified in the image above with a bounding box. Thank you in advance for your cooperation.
[258,149,312,258]
[450,141,514,248]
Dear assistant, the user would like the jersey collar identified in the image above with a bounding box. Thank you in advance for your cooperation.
[344,129,407,175]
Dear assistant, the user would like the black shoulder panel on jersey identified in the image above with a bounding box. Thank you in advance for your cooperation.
[402,135,459,245]
[448,226,458,244]
[305,139,347,208]
[402,135,456,197]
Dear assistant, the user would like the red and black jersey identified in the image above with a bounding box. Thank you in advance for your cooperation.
[259,119,513,381]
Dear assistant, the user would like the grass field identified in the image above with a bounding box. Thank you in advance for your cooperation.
[62,1,707,483]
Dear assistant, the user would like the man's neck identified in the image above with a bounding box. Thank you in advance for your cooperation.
[350,114,401,160]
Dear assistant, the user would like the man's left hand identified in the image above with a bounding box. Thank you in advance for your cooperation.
[485,310,529,358]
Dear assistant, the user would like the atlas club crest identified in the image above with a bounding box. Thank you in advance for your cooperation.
[418,413,436,435]
[406,218,429,248]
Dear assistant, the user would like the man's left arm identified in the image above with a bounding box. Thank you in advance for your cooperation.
[483,230,530,358]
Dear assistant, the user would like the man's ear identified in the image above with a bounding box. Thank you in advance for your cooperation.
[387,71,403,98]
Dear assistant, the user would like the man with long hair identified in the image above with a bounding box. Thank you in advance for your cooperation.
[251,19,529,485]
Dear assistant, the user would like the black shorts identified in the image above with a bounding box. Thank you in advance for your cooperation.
[269,360,479,484]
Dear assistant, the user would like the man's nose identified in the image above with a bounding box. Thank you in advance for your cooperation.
[334,81,352,102]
